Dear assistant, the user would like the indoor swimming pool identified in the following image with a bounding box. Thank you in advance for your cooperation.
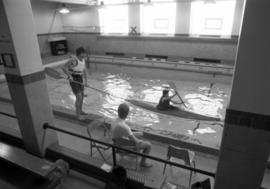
[46,65,232,149]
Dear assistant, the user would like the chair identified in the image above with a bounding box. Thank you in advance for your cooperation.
[163,145,196,187]
[112,137,140,170]
[87,120,111,162]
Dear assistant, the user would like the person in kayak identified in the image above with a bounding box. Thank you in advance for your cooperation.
[157,86,178,111]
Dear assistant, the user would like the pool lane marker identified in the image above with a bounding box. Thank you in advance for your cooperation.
[192,122,201,134]
[207,73,216,97]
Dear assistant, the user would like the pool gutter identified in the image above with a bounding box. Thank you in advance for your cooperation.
[90,55,234,76]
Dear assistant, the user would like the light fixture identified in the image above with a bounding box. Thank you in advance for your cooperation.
[59,4,70,14]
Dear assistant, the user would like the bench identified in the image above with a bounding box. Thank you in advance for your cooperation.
[0,142,61,189]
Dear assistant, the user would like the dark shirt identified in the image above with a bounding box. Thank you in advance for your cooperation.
[157,96,171,110]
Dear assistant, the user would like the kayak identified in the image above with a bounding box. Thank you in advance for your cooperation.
[127,99,221,122]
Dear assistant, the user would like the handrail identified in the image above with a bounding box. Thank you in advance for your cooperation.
[0,112,16,118]
[44,123,216,178]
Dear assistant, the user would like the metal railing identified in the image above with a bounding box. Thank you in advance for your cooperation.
[44,123,216,178]
[0,112,16,118]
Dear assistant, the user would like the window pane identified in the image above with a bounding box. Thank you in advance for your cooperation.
[190,1,236,36]
[99,5,128,34]
[140,3,176,34]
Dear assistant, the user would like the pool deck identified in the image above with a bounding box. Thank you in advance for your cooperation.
[0,98,216,187]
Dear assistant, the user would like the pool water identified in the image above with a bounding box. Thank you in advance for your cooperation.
[47,69,231,149]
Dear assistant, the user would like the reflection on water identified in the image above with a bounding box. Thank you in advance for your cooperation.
[100,73,225,124]
[186,93,223,117]
[50,71,230,148]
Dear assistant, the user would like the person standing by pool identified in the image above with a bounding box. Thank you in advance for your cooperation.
[111,103,153,168]
[157,85,178,111]
[63,47,89,120]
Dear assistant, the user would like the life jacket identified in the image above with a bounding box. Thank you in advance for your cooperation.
[157,96,170,110]
[69,57,85,74]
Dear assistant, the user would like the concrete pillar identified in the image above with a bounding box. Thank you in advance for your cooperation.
[231,0,245,36]
[0,0,57,156]
[214,1,270,189]
[128,4,141,34]
[175,1,191,35]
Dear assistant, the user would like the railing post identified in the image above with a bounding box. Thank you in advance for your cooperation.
[112,147,117,166]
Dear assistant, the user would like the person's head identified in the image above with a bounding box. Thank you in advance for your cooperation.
[162,89,169,97]
[118,103,129,120]
[76,47,87,61]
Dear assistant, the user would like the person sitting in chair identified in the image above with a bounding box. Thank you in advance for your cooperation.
[111,103,152,168]
[157,86,178,111]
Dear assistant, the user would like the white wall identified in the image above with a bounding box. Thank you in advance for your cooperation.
[30,0,242,62]
[31,0,63,34]
[231,0,245,36]
[61,6,99,32]
[175,1,191,35]
[64,33,237,64]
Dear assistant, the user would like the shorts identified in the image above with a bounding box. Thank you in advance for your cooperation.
[70,74,84,95]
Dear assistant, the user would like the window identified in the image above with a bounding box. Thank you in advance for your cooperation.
[140,1,176,35]
[190,0,236,36]
[99,5,129,34]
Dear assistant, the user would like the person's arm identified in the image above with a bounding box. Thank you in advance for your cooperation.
[62,58,75,80]
[171,100,182,104]
[83,69,88,86]
[124,124,142,145]
[162,92,177,101]
[168,92,177,100]
[128,134,142,146]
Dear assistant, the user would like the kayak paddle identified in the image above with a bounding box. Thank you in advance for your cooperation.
[44,67,126,99]
[167,81,188,108]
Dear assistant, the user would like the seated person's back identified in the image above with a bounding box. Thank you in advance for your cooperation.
[111,103,153,168]
[111,118,132,140]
